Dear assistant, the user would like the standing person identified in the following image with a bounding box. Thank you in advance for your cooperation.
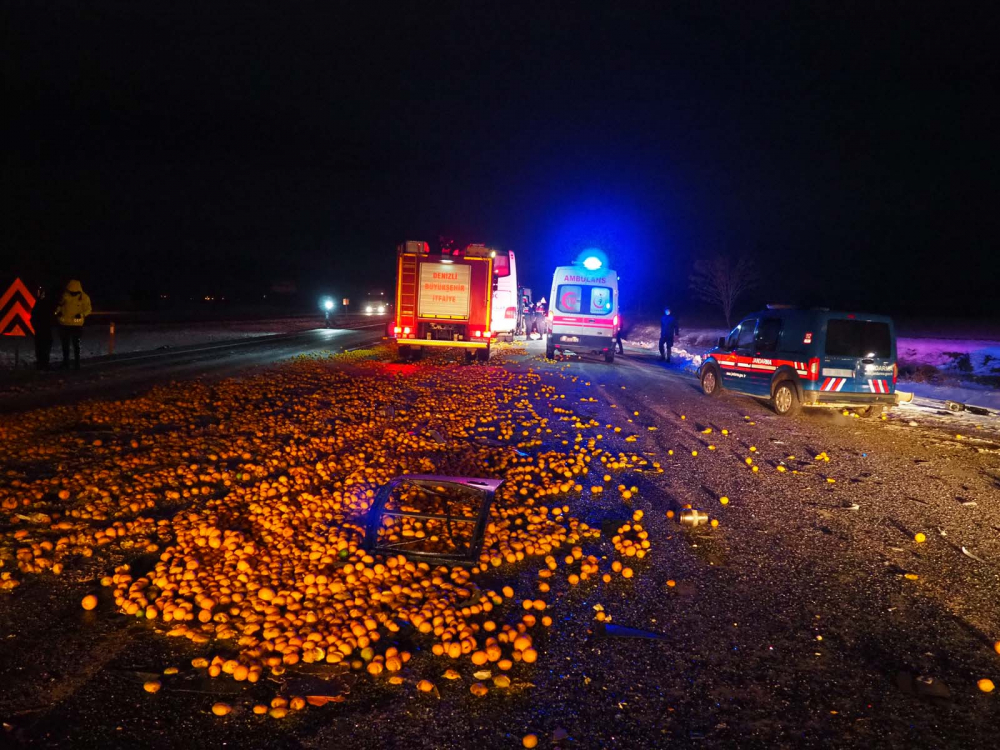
[535,297,548,336]
[55,279,92,370]
[30,285,59,370]
[615,314,625,355]
[659,307,679,363]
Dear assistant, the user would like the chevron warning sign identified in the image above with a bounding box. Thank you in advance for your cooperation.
[1,278,36,337]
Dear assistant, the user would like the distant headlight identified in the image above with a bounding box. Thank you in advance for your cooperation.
[377,305,385,314]
[365,305,374,313]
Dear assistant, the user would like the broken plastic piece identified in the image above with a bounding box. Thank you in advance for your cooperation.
[961,546,988,564]
[946,400,991,416]
[363,475,502,564]
[679,509,709,527]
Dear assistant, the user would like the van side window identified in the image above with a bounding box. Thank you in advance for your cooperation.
[755,318,782,353]
[736,320,757,351]
[724,325,741,350]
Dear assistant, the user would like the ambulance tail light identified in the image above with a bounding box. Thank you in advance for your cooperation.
[806,358,821,381]
[546,310,553,322]
[613,314,619,327]
[892,362,898,384]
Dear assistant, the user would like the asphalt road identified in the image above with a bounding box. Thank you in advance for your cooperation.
[0,326,385,414]
[1,341,998,749]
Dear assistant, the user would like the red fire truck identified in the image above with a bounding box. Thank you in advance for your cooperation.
[391,240,497,361]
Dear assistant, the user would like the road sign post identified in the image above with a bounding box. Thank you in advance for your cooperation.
[1,278,36,337]
[1,278,36,369]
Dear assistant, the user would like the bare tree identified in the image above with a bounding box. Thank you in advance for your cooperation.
[689,254,760,328]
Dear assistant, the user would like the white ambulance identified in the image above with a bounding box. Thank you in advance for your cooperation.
[546,256,620,362]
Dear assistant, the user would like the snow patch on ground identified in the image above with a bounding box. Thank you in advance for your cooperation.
[897,339,1000,379]
[902,381,1000,411]
[622,323,719,372]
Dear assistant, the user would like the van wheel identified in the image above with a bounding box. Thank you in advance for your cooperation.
[605,349,615,363]
[856,405,883,418]
[700,367,721,397]
[477,348,490,363]
[772,381,800,416]
[545,339,555,359]
[398,345,411,361]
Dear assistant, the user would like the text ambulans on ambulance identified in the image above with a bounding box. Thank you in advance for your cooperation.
[546,262,620,362]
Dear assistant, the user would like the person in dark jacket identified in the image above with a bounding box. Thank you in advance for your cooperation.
[30,285,59,370]
[659,307,679,362]
[534,297,548,336]
[615,315,625,354]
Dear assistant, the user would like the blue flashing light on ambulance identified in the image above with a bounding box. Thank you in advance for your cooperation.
[697,306,900,417]
[546,252,620,362]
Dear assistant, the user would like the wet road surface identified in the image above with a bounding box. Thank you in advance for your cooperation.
[1,342,998,749]
[0,326,384,414]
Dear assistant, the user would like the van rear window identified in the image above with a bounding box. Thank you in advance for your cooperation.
[825,320,892,358]
[556,285,582,313]
[588,287,613,315]
[555,285,613,315]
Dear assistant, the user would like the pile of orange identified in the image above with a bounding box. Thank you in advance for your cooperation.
[1,347,658,715]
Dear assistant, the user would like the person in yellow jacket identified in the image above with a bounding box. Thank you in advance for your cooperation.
[55,279,92,370]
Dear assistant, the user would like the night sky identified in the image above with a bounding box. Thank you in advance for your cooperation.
[6,2,999,318]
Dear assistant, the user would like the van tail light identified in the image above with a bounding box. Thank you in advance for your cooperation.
[403,326,411,335]
[474,330,481,338]
[806,357,821,381]
[546,311,553,321]
[613,314,619,327]
[484,330,492,338]
[892,362,898,384]
[504,306,516,319]
[394,326,401,334]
